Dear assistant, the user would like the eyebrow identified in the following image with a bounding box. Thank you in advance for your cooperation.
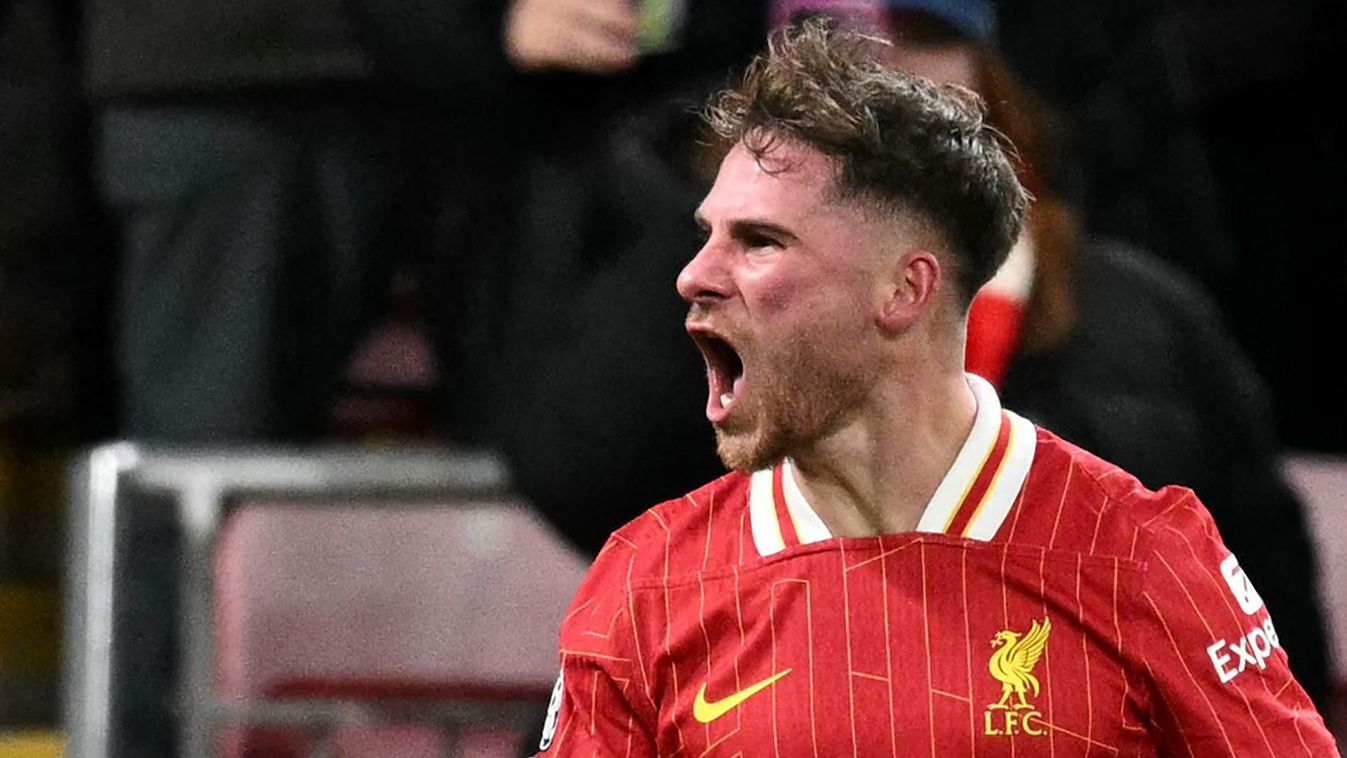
[693,213,800,244]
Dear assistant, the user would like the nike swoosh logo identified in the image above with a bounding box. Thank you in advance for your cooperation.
[692,669,792,724]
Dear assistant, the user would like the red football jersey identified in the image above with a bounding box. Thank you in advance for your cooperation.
[536,376,1337,756]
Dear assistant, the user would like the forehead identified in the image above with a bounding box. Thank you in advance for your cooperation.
[696,140,839,225]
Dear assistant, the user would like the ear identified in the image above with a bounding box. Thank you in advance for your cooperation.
[877,250,942,333]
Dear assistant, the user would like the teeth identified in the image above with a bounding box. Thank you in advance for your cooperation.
[720,392,734,408]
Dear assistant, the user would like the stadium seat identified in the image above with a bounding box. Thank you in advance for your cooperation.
[214,500,589,757]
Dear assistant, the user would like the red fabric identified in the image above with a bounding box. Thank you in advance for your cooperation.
[540,430,1335,756]
[965,291,1024,389]
[771,464,802,548]
[943,410,1012,537]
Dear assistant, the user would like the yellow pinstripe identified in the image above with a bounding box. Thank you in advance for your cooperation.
[1152,548,1276,755]
[1141,592,1239,756]
[1172,520,1281,710]
[1037,549,1057,758]
[931,687,971,702]
[1076,554,1095,758]
[962,550,978,758]
[881,545,898,757]
[841,542,859,758]
[1142,659,1196,758]
[1047,460,1075,550]
[1088,489,1109,555]
[921,543,936,758]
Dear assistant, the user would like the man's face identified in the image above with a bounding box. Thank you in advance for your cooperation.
[678,140,889,472]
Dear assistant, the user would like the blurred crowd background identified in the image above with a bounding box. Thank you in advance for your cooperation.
[1,0,1344,751]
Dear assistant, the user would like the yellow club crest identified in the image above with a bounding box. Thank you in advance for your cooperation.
[984,617,1051,737]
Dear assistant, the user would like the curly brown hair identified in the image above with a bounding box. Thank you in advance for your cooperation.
[702,19,1028,304]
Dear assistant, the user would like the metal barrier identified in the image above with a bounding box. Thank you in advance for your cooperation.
[63,443,518,758]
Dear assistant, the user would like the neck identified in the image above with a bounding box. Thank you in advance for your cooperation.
[788,366,977,537]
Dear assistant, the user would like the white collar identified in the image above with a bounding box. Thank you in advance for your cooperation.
[748,374,1037,557]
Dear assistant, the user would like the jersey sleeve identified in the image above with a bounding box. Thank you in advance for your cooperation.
[535,537,657,757]
[1131,488,1337,756]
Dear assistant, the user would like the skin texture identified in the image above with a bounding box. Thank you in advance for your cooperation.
[679,139,978,536]
[681,141,885,472]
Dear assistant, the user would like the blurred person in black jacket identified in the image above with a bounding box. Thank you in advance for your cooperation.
[484,0,768,555]
[346,0,770,554]
[994,0,1347,452]
[2,0,109,440]
[871,0,1333,712]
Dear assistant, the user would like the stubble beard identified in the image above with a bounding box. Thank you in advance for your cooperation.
[713,338,872,473]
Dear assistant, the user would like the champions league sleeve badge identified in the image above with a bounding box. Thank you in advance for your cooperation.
[538,670,565,751]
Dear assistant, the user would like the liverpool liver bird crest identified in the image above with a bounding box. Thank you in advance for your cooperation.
[988,617,1052,709]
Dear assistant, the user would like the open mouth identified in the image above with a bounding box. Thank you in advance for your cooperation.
[691,332,745,424]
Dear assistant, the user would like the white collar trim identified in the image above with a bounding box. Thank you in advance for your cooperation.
[747,374,1036,557]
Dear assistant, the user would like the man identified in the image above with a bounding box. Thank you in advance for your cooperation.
[537,21,1337,756]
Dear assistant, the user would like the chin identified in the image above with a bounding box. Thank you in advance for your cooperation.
[714,427,783,474]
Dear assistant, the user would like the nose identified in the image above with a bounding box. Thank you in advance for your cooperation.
[677,238,732,305]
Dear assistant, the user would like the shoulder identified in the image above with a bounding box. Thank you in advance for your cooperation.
[555,472,751,661]
[564,472,751,611]
[603,471,752,578]
[1023,426,1272,625]
[1011,426,1214,561]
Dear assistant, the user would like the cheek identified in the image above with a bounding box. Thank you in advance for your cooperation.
[750,276,798,315]
[737,266,814,330]
[743,259,878,339]
[745,262,854,316]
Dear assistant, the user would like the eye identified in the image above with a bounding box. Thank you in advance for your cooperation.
[744,232,782,250]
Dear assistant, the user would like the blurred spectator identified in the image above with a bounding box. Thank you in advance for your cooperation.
[873,0,1334,711]
[2,0,111,727]
[86,0,517,445]
[2,0,111,441]
[488,0,767,554]
[994,0,1347,451]
[81,0,515,753]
